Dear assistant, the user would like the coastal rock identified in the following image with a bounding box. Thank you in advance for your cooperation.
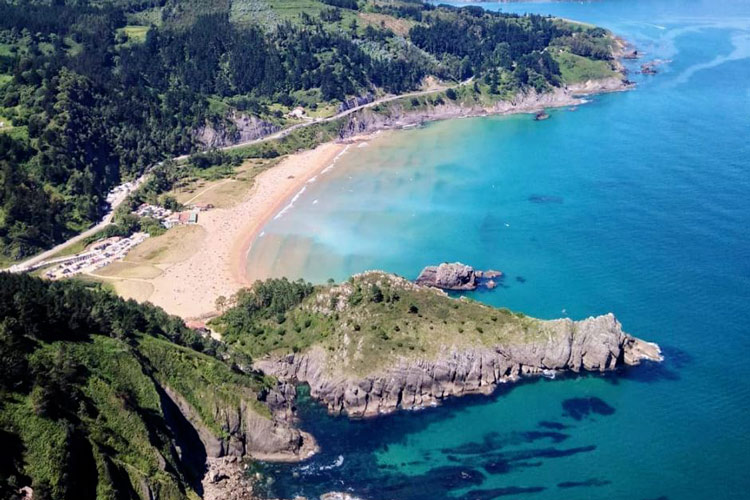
[160,385,316,462]
[256,313,662,418]
[202,457,255,500]
[416,262,477,290]
[195,112,280,148]
[338,79,632,140]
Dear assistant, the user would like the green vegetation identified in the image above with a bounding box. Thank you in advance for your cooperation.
[116,25,150,46]
[212,272,547,376]
[0,273,266,499]
[0,0,617,261]
[552,50,618,83]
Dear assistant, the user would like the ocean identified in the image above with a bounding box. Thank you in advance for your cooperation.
[249,1,750,498]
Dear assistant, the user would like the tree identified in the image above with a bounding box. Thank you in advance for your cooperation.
[215,295,227,313]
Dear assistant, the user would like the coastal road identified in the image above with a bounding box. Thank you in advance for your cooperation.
[6,81,469,272]
[173,79,471,160]
[5,174,147,272]
[8,211,117,273]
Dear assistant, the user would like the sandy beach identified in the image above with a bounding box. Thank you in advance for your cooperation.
[107,141,352,319]
[98,75,629,320]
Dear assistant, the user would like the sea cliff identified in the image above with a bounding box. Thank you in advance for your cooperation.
[257,313,661,418]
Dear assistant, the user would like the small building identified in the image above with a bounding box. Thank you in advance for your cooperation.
[288,106,306,119]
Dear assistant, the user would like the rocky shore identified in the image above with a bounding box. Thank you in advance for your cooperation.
[337,77,632,140]
[256,313,662,418]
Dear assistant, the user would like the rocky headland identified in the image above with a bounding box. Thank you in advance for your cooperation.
[257,313,661,418]
[250,272,662,419]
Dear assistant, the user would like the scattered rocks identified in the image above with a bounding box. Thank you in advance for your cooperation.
[640,62,658,74]
[202,457,255,500]
[639,59,670,75]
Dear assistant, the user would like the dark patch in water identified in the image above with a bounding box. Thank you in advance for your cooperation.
[460,486,547,499]
[528,194,564,204]
[478,445,596,477]
[537,420,568,430]
[558,478,612,488]
[514,460,543,469]
[516,276,526,283]
[562,397,615,420]
[503,444,597,461]
[441,430,569,455]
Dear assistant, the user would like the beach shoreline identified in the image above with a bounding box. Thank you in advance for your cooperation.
[106,136,373,320]
[103,76,631,320]
[231,138,361,288]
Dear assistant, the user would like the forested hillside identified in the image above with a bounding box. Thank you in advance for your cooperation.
[0,0,616,260]
[0,272,274,499]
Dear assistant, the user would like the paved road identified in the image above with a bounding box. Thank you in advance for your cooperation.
[7,82,466,272]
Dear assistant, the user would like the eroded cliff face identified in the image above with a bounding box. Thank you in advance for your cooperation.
[256,314,661,418]
[160,385,317,464]
[195,112,280,148]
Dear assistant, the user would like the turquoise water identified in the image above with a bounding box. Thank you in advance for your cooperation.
[251,1,750,498]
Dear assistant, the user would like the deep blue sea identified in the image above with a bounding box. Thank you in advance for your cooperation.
[250,1,750,498]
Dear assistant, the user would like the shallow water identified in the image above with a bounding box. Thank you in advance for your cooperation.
[250,1,750,498]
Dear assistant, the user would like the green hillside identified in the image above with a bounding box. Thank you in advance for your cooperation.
[0,273,269,500]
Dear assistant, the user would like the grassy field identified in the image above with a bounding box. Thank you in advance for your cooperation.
[125,225,206,265]
[118,25,150,45]
[91,225,205,301]
[171,158,278,208]
[358,12,417,36]
[553,49,618,83]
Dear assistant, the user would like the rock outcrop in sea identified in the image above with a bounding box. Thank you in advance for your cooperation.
[416,262,504,291]
[257,313,662,418]
[416,262,478,290]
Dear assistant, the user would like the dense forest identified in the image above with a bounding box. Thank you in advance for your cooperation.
[0,0,614,260]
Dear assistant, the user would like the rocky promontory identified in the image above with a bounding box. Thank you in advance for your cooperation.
[249,272,662,419]
[257,313,661,418]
